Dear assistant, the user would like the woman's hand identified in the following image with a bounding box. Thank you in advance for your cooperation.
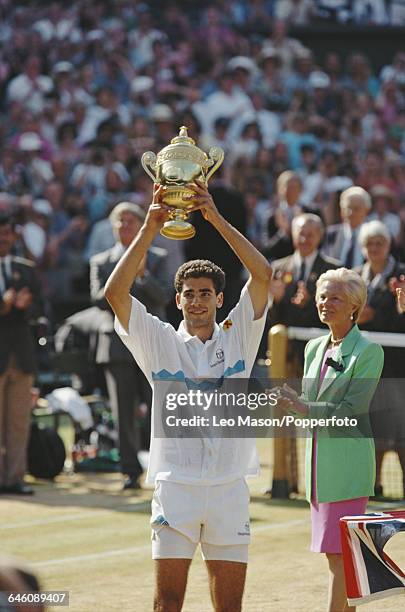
[273,384,308,416]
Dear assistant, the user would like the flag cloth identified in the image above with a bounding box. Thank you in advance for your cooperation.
[340,510,405,606]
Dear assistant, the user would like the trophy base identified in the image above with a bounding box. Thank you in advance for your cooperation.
[160,220,196,240]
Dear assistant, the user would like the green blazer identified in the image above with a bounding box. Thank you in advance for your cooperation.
[302,325,384,503]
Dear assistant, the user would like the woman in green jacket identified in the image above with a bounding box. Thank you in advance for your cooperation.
[277,268,384,612]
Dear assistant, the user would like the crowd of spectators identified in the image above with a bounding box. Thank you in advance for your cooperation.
[0,0,405,328]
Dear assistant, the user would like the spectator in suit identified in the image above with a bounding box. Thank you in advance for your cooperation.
[261,170,304,261]
[0,215,43,495]
[356,220,405,497]
[323,186,371,268]
[90,202,171,489]
[268,213,340,334]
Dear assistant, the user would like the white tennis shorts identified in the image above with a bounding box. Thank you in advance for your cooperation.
[151,478,250,562]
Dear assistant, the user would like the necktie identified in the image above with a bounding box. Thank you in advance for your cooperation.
[344,233,356,269]
[0,259,10,291]
[297,259,306,282]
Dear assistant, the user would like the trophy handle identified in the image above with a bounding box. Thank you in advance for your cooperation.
[205,146,225,182]
[141,151,158,182]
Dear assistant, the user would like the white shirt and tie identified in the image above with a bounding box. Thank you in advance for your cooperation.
[292,250,319,283]
[0,255,12,294]
[341,225,363,269]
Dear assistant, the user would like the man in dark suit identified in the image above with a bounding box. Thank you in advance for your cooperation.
[261,171,324,262]
[90,202,171,489]
[268,213,340,332]
[0,215,43,495]
[322,186,371,269]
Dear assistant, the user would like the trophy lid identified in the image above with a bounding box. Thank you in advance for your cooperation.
[156,126,210,168]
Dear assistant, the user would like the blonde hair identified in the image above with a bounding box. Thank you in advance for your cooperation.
[276,170,302,195]
[340,186,371,211]
[316,267,367,323]
[109,201,145,225]
[359,220,390,246]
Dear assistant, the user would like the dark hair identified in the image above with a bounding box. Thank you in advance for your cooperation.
[0,214,15,230]
[174,260,225,294]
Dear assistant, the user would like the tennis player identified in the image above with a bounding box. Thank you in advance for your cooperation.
[105,180,272,611]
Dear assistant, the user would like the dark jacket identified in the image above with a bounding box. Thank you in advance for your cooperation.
[0,256,43,374]
[184,183,247,281]
[90,243,171,364]
[355,260,405,378]
[263,205,324,262]
[268,251,340,328]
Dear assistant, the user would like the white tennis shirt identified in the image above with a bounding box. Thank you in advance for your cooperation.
[114,284,268,485]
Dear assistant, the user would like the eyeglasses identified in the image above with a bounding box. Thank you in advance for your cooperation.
[365,239,387,247]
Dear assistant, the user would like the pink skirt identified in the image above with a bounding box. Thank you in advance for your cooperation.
[311,432,367,553]
[310,496,368,553]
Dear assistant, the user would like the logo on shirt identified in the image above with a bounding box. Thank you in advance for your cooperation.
[223,319,233,330]
[152,514,170,527]
[210,347,224,368]
[237,521,250,536]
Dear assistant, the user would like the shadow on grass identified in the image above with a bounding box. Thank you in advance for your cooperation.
[250,495,309,509]
[0,472,153,514]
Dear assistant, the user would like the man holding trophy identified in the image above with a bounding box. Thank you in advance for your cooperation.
[104,127,272,611]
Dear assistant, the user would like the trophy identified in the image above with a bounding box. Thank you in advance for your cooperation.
[141,126,224,240]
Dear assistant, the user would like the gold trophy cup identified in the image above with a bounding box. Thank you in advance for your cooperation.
[141,126,224,239]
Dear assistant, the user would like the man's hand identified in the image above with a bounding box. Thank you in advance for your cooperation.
[357,304,375,324]
[1,288,16,315]
[184,179,220,224]
[291,281,310,307]
[389,275,405,294]
[269,278,286,303]
[144,184,172,233]
[15,287,33,310]
[397,287,405,313]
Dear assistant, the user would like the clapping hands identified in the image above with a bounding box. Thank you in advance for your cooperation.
[272,383,308,416]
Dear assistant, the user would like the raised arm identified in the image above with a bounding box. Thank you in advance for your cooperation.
[186,180,272,318]
[104,186,170,331]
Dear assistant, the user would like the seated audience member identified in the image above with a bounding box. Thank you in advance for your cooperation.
[323,186,371,268]
[356,220,405,497]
